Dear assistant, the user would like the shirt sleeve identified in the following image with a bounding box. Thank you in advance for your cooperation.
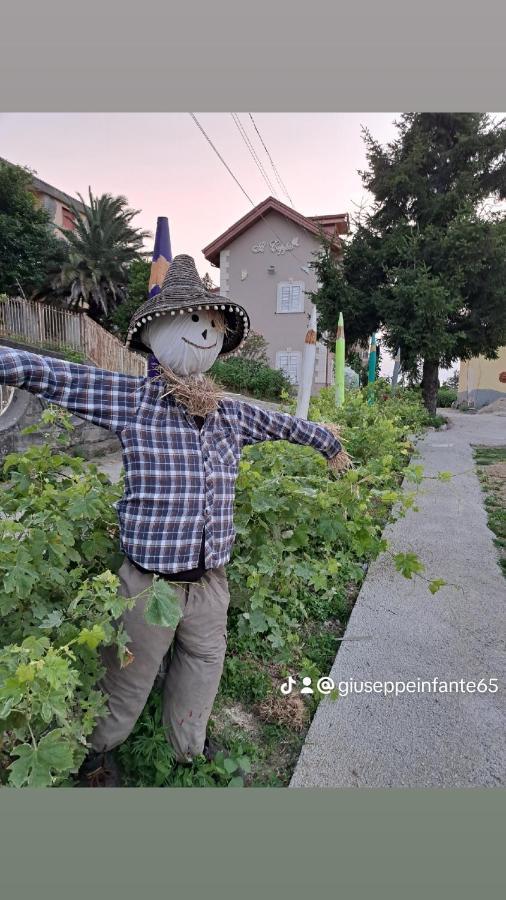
[235,400,342,459]
[0,347,144,433]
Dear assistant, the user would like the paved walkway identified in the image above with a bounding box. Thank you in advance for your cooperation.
[290,409,506,787]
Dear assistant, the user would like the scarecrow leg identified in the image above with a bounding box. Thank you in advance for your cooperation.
[162,566,230,761]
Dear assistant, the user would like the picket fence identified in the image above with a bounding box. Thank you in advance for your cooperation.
[0,296,147,377]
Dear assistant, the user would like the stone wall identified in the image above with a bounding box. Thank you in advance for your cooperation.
[0,341,120,460]
[0,388,120,460]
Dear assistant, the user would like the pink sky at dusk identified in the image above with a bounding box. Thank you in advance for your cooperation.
[0,112,408,375]
[0,112,399,268]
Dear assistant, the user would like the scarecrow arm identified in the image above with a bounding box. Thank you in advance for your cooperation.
[235,400,342,460]
[0,347,143,433]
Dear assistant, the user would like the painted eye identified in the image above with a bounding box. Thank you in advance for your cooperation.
[191,314,199,322]
[211,319,215,327]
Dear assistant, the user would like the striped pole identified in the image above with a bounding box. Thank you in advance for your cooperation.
[296,304,318,420]
[335,311,345,407]
[149,217,172,298]
[147,217,172,377]
[367,333,377,404]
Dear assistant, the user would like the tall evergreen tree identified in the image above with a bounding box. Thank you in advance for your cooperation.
[311,114,506,412]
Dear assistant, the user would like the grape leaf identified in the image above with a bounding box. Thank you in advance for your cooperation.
[40,610,64,630]
[144,578,182,629]
[429,579,447,595]
[77,624,106,651]
[9,729,73,787]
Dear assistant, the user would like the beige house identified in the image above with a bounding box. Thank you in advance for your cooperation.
[30,173,86,233]
[458,348,506,408]
[0,156,86,233]
[203,197,348,391]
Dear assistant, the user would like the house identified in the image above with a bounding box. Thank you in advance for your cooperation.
[203,196,349,390]
[458,349,506,408]
[0,156,86,233]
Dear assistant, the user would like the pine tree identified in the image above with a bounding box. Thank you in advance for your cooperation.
[311,114,506,412]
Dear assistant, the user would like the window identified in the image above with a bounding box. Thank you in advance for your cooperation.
[276,350,302,385]
[61,207,76,230]
[276,281,305,313]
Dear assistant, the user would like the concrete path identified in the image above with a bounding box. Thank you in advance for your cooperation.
[290,409,506,787]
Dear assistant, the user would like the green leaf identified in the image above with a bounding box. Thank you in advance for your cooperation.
[437,471,453,482]
[144,578,182,629]
[393,552,425,579]
[428,578,447,595]
[15,663,35,683]
[248,608,269,634]
[223,757,238,774]
[236,755,252,774]
[227,776,245,787]
[77,623,106,651]
[40,610,64,630]
[9,730,73,787]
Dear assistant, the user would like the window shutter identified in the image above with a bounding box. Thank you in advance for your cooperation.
[277,282,305,313]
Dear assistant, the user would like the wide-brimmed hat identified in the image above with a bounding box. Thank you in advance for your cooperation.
[126,254,250,357]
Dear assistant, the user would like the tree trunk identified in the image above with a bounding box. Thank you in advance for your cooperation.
[421,359,439,415]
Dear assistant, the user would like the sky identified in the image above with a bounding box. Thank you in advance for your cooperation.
[0,112,434,376]
[0,112,399,264]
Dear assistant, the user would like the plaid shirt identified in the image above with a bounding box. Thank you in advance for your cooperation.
[0,348,342,573]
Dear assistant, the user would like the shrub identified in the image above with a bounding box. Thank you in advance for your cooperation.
[0,386,432,786]
[437,386,457,407]
[0,435,132,786]
[210,357,293,400]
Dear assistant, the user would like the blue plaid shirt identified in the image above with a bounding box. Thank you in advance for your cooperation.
[0,349,342,573]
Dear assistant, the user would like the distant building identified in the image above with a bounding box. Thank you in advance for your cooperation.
[0,156,86,233]
[203,196,348,391]
[458,349,506,408]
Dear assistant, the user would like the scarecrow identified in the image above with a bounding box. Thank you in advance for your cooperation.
[0,255,349,786]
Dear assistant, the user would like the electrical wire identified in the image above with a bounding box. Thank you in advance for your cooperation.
[189,112,328,271]
[189,113,255,206]
[230,112,279,198]
[248,113,294,206]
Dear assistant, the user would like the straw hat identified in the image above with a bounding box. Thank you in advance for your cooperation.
[126,254,250,357]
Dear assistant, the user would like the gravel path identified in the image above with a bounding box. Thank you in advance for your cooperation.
[290,409,506,788]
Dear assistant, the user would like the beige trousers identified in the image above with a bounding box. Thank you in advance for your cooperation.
[90,556,230,762]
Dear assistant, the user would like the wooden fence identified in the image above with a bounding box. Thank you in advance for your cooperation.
[0,297,147,377]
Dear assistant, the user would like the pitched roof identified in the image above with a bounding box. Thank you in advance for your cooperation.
[0,156,87,213]
[202,196,349,266]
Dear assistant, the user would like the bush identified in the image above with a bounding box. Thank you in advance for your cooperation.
[0,387,432,786]
[437,386,457,407]
[0,415,132,786]
[210,357,292,400]
[226,385,426,654]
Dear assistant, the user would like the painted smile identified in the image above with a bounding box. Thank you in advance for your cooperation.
[182,337,218,350]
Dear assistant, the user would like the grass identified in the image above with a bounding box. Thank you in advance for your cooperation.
[475,446,506,578]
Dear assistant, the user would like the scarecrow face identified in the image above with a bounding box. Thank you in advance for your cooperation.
[143,309,225,375]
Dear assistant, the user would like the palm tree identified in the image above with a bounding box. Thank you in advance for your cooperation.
[41,189,150,321]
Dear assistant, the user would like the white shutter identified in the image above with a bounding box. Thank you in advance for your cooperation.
[276,350,302,384]
[277,282,305,313]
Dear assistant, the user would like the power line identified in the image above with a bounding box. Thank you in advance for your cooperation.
[189,113,255,206]
[230,112,279,198]
[189,113,317,271]
[248,113,294,206]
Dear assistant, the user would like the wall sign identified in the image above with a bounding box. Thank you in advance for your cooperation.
[251,236,300,255]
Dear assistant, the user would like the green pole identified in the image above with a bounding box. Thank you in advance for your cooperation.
[367,333,377,404]
[335,311,345,407]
